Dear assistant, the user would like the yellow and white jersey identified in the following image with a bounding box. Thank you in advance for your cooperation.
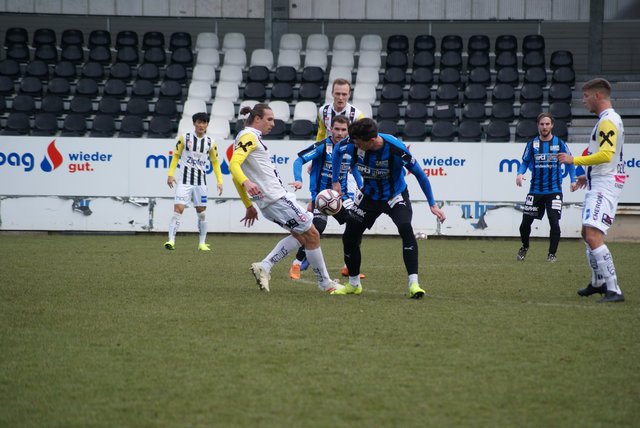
[229,126,287,208]
[576,108,625,189]
[169,132,222,186]
[315,102,364,141]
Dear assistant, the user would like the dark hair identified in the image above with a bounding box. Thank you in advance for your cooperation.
[349,118,378,141]
[192,112,209,123]
[537,112,554,124]
[582,78,612,96]
[239,103,272,126]
[330,115,349,127]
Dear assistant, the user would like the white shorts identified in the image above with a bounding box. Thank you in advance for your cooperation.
[582,186,621,234]
[174,183,208,207]
[261,192,313,234]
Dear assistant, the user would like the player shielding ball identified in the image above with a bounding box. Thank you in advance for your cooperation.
[164,112,223,251]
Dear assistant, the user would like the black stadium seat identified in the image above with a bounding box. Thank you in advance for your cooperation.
[41,95,65,115]
[89,30,111,48]
[274,66,297,83]
[298,82,321,102]
[116,30,139,48]
[386,35,409,53]
[461,103,486,122]
[402,120,428,141]
[468,35,490,53]
[404,102,428,121]
[380,83,404,102]
[98,97,123,116]
[119,115,144,137]
[410,68,433,85]
[143,31,165,49]
[170,32,192,50]
[486,120,511,142]
[154,98,177,118]
[61,29,84,47]
[243,82,266,101]
[378,102,400,121]
[492,84,515,104]
[90,114,116,137]
[463,83,487,104]
[3,112,30,135]
[62,113,87,136]
[54,61,77,80]
[519,102,542,120]
[495,34,517,53]
[386,51,408,69]
[550,50,574,70]
[159,80,183,99]
[60,45,84,64]
[432,104,456,122]
[548,83,572,103]
[104,79,128,101]
[408,84,431,103]
[458,120,482,142]
[5,27,28,47]
[263,119,286,139]
[110,62,132,81]
[413,51,435,69]
[522,34,545,53]
[520,83,544,103]
[441,35,463,53]
[467,67,491,87]
[81,62,105,80]
[33,112,59,136]
[12,94,36,114]
[289,120,315,139]
[148,116,174,138]
[0,59,21,78]
[47,78,71,96]
[496,67,519,87]
[164,63,186,82]
[491,103,515,123]
[25,60,49,79]
[430,121,455,142]
[137,63,160,81]
[378,120,399,135]
[302,66,324,84]
[414,35,436,53]
[33,28,56,47]
[247,65,270,83]
[516,120,538,142]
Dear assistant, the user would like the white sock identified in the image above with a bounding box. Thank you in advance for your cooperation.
[591,244,622,294]
[305,247,332,289]
[586,245,603,286]
[197,211,207,245]
[349,276,361,287]
[292,259,302,266]
[408,274,418,286]
[262,235,300,271]
[168,212,182,242]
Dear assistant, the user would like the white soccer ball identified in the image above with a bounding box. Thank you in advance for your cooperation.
[415,232,428,240]
[315,189,342,216]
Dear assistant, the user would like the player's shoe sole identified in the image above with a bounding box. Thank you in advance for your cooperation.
[577,283,606,297]
[250,262,270,292]
[164,241,175,250]
[198,243,211,251]
[409,282,425,299]
[289,263,301,280]
[597,291,625,303]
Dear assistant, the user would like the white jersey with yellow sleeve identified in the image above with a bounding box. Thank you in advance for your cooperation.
[168,132,223,186]
[315,102,365,141]
[229,126,287,209]
[574,108,625,191]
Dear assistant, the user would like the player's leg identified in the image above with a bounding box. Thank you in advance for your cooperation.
[295,225,343,293]
[546,193,562,261]
[517,193,539,260]
[290,211,326,279]
[340,219,367,294]
[192,186,210,250]
[165,185,187,249]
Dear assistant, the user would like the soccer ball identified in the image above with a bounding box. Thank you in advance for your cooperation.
[415,232,428,240]
[315,189,342,216]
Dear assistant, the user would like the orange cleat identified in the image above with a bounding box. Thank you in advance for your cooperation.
[289,263,301,280]
[341,265,365,279]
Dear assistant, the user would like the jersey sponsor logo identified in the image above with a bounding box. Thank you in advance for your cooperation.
[499,158,572,177]
[592,192,603,221]
[236,140,254,152]
[602,213,613,226]
[599,130,615,147]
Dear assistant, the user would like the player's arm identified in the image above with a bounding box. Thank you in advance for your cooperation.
[209,140,224,195]
[292,143,321,183]
[561,120,618,166]
[167,136,184,188]
[331,138,350,192]
[406,158,446,222]
[229,134,260,200]
[315,110,327,141]
[516,141,532,186]
[350,165,363,188]
[559,140,577,183]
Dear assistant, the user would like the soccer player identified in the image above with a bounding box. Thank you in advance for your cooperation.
[331,118,446,298]
[288,115,365,281]
[164,112,223,251]
[515,112,577,262]
[229,103,345,295]
[558,78,626,303]
[316,78,365,141]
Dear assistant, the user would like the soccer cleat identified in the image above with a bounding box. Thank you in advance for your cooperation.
[198,243,211,251]
[547,253,557,262]
[516,246,528,261]
[341,283,363,295]
[341,265,366,279]
[409,282,425,299]
[164,241,175,250]
[325,281,347,295]
[250,262,270,292]
[289,263,301,280]
[577,283,606,297]
[300,259,309,271]
[597,291,625,303]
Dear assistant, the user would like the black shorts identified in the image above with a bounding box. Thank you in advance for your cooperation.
[523,192,563,220]
[348,189,413,229]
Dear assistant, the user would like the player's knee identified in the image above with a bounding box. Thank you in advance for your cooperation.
[313,216,327,235]
[174,205,185,214]
[397,222,414,240]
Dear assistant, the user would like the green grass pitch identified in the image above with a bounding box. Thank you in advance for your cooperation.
[1,233,638,427]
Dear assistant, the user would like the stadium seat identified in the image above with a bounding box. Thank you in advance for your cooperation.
[119,115,144,137]
[492,84,515,103]
[207,117,231,139]
[430,121,456,142]
[550,50,574,70]
[131,80,155,99]
[432,104,457,122]
[523,67,547,86]
[494,51,517,70]
[522,34,545,53]
[6,44,30,62]
[62,29,85,48]
[274,66,297,83]
[148,116,174,138]
[47,77,71,97]
[81,62,104,80]
[196,32,219,51]
[458,120,482,142]
[491,103,515,122]
[125,97,150,117]
[41,95,65,115]
[170,32,192,51]
[440,51,462,70]
[515,120,538,142]
[468,35,490,53]
[154,98,178,118]
[60,45,84,64]
[210,99,236,121]
[164,63,187,82]
[143,46,167,65]
[188,81,213,102]
[461,103,486,122]
[548,83,572,103]
[408,84,431,103]
[110,62,132,81]
[496,67,519,87]
[386,35,409,53]
[89,30,111,49]
[191,64,217,83]
[90,114,116,137]
[360,34,383,53]
[522,51,545,70]
[386,51,408,70]
[331,51,354,70]
[178,116,196,135]
[289,120,315,139]
[33,28,56,47]
[358,51,382,70]
[62,113,87,136]
[403,120,428,141]
[495,34,517,53]
[12,94,36,114]
[384,67,406,85]
[172,47,195,67]
[411,68,433,85]
[486,120,511,142]
[183,99,207,118]
[380,84,404,103]
[552,67,576,85]
[3,112,30,135]
[250,49,274,69]
[25,60,49,79]
[332,34,356,53]
[277,50,301,70]
[143,31,165,49]
[4,27,28,46]
[223,49,247,68]
[404,102,429,121]
[467,51,490,70]
[88,45,112,64]
[553,120,569,140]
[97,97,123,116]
[247,65,270,83]
[293,101,317,122]
[0,76,14,95]
[549,102,572,122]
[306,34,330,52]
[116,30,138,49]
[20,76,43,96]
[519,102,542,120]
[243,82,266,101]
[53,61,77,80]
[33,112,58,136]
[270,82,294,102]
[435,84,458,103]
[305,50,328,71]
[222,33,245,51]
[69,96,93,115]
[214,81,239,102]
[378,120,399,135]
[463,83,487,104]
[413,51,435,69]
[327,67,352,85]
[520,83,544,103]
[298,82,322,102]
[352,84,377,105]
[103,79,128,99]
[439,68,461,87]
[414,34,436,53]
[137,63,160,82]
[301,66,324,85]
[279,33,303,52]
[262,119,285,139]
[441,35,463,53]
[268,100,291,122]
[116,46,140,65]
[0,59,20,78]
[377,102,401,121]
[34,45,58,63]
[353,102,372,119]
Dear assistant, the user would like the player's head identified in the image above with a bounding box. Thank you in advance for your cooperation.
[329,115,349,143]
[582,77,612,114]
[348,118,378,150]
[331,78,352,110]
[240,103,274,135]
[537,112,554,139]
[192,112,209,135]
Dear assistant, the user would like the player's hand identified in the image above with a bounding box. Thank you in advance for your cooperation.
[573,176,587,190]
[241,206,258,227]
[558,153,573,164]
[430,204,446,223]
[516,174,525,187]
[242,180,263,199]
[167,176,176,188]
[331,182,342,195]
[217,183,223,195]
[289,181,302,191]
[307,164,312,174]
